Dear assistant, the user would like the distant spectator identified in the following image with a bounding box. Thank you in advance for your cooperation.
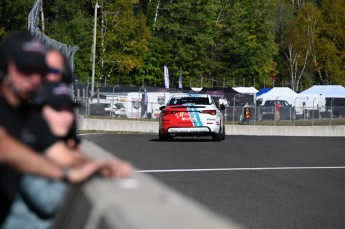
[242,106,251,125]
[275,101,282,121]
[218,95,228,115]
[218,95,228,108]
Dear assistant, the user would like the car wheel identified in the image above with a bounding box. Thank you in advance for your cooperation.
[158,133,166,141]
[221,125,226,140]
[159,132,173,141]
[212,127,222,142]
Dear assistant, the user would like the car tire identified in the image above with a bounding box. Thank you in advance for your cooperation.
[221,125,226,140]
[212,127,222,142]
[159,132,173,141]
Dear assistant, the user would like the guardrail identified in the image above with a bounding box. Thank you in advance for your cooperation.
[51,140,242,229]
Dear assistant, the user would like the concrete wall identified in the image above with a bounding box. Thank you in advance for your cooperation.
[52,141,242,229]
[77,116,345,137]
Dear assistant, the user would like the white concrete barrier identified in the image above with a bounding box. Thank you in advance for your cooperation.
[77,115,345,137]
[52,141,243,229]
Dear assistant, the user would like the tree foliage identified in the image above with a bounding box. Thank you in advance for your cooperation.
[0,0,344,89]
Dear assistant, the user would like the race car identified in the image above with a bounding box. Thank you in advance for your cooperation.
[158,93,225,141]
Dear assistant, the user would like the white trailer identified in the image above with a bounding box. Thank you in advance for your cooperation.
[256,93,326,117]
[125,92,171,119]
[294,94,326,118]
[146,92,171,119]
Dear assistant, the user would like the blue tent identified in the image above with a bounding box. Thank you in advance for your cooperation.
[256,88,271,97]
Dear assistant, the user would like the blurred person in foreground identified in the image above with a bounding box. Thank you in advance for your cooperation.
[0,31,132,227]
[44,48,80,148]
[3,82,129,229]
[45,49,66,83]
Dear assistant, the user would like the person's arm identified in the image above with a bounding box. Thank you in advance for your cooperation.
[0,127,61,178]
[0,127,103,183]
[44,140,132,179]
[44,140,88,167]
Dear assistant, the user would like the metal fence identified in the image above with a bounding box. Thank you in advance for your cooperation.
[78,98,166,120]
[78,97,345,126]
[225,105,345,126]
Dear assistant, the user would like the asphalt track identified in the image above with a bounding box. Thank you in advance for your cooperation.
[81,133,345,229]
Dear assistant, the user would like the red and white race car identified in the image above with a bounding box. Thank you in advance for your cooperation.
[158,93,225,141]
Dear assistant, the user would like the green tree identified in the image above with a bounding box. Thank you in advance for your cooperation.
[2,0,345,88]
[98,0,151,86]
[319,0,345,85]
[144,0,221,88]
[216,0,278,88]
[44,0,94,83]
[281,15,310,91]
[0,0,33,33]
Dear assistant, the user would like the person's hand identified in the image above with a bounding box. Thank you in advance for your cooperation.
[67,160,104,184]
[98,159,132,179]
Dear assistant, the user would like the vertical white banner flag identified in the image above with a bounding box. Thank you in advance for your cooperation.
[164,65,169,89]
[179,66,183,89]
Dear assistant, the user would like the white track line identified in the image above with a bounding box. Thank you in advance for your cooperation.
[77,133,106,136]
[135,166,345,173]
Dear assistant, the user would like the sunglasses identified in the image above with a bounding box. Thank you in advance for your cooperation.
[48,67,64,75]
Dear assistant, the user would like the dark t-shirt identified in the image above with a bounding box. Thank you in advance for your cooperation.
[23,107,60,153]
[0,94,80,224]
[23,107,80,152]
[0,95,30,224]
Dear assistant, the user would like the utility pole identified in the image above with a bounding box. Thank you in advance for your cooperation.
[91,2,99,96]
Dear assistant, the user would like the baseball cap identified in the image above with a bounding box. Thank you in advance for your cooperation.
[0,31,48,75]
[33,82,78,110]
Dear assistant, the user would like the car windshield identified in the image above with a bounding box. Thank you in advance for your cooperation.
[114,103,125,109]
[169,96,210,105]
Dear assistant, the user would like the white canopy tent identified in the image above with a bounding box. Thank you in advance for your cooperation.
[256,87,298,105]
[299,85,345,98]
[233,87,259,101]
[233,87,259,94]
